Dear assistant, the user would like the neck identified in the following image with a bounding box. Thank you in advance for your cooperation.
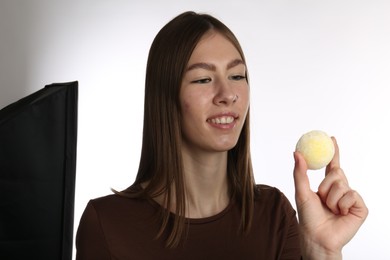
[181,146,230,218]
[142,146,231,219]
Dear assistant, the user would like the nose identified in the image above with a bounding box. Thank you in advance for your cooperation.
[213,80,237,106]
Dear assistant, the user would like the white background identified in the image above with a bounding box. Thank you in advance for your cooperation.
[1,1,389,259]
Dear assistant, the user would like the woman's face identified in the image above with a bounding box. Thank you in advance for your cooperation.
[180,31,249,154]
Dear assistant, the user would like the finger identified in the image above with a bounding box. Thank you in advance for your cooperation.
[293,151,311,204]
[325,180,350,215]
[317,167,348,202]
[326,137,340,174]
[338,190,369,219]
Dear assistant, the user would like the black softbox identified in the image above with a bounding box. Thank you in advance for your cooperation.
[0,81,78,260]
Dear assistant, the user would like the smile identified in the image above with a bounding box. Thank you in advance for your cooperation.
[207,116,235,124]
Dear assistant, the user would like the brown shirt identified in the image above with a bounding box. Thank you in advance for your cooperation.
[76,185,301,259]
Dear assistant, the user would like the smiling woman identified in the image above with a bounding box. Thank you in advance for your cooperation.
[180,32,249,154]
[75,11,368,260]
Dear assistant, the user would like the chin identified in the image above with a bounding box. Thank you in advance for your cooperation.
[212,141,238,152]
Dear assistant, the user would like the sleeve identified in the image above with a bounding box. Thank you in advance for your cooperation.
[280,212,302,260]
[76,201,111,260]
[281,197,302,259]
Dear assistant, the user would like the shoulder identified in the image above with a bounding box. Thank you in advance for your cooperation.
[78,194,135,230]
[86,193,156,219]
[88,194,129,209]
[76,194,154,258]
[251,185,301,257]
[253,184,296,217]
[77,193,158,241]
[254,184,286,200]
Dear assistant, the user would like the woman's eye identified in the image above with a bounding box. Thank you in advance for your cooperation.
[230,75,246,81]
[191,78,211,84]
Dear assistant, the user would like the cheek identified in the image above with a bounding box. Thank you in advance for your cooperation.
[181,91,203,112]
[181,97,192,115]
[237,86,249,104]
[239,88,250,118]
[180,96,198,124]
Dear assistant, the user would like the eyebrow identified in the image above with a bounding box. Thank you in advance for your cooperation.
[186,59,245,72]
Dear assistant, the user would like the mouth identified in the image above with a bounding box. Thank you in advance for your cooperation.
[207,116,235,125]
[206,112,239,128]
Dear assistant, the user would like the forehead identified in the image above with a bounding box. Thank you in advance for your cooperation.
[187,31,243,64]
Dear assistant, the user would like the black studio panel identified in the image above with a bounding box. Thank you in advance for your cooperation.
[0,82,78,260]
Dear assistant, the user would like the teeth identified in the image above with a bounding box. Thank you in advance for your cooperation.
[209,116,234,124]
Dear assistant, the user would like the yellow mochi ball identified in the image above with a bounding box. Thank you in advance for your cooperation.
[295,130,335,170]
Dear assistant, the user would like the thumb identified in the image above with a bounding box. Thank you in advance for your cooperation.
[293,151,311,204]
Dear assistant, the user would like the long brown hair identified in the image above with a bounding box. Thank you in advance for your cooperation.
[119,11,256,248]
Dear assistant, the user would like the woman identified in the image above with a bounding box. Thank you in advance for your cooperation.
[76,11,368,259]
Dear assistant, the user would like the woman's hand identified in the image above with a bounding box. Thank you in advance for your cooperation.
[293,137,368,259]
